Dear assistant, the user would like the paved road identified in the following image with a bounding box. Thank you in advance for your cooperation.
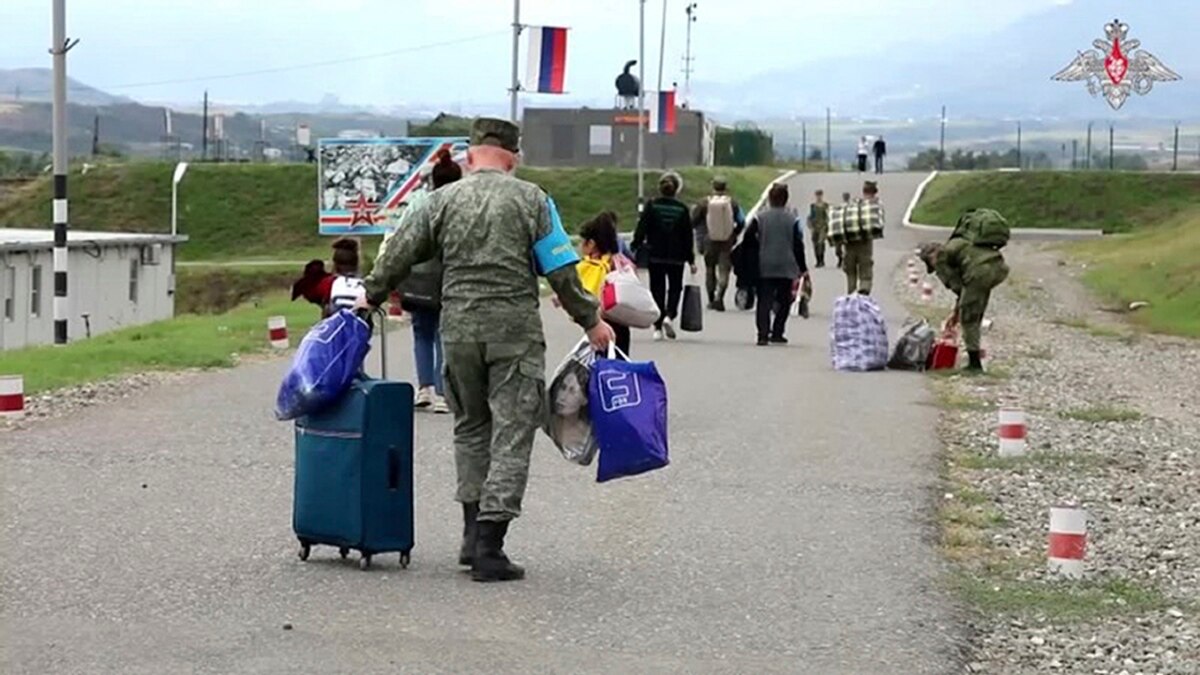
[1,172,965,674]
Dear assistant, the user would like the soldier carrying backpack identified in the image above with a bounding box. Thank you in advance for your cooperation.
[692,176,745,311]
[917,208,1011,372]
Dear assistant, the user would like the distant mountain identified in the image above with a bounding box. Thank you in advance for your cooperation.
[0,68,131,106]
[692,0,1199,120]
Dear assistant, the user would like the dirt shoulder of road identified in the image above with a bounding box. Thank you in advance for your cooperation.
[893,242,1200,674]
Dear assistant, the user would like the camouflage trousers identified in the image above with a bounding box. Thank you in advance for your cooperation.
[704,240,734,302]
[959,262,1010,352]
[809,225,828,264]
[442,341,546,522]
[842,239,874,294]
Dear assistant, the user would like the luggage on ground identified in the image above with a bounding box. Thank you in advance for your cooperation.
[829,294,889,371]
[680,276,704,332]
[589,346,670,483]
[292,312,415,569]
[927,321,960,370]
[601,266,661,329]
[545,339,601,466]
[889,318,936,370]
[275,309,373,421]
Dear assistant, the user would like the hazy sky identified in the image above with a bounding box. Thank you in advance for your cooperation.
[2,0,1070,108]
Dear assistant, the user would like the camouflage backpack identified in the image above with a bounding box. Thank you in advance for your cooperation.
[951,208,1010,249]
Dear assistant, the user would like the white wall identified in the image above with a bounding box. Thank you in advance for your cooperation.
[0,243,177,350]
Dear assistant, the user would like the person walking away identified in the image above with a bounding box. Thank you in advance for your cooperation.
[744,183,808,346]
[856,136,870,173]
[396,149,462,414]
[633,172,697,341]
[329,238,365,311]
[575,211,633,355]
[872,136,887,174]
[692,176,745,311]
[830,181,885,295]
[358,118,614,582]
[807,190,830,268]
[918,208,1011,372]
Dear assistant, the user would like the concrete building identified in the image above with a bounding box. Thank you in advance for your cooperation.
[522,107,715,168]
[1,229,186,350]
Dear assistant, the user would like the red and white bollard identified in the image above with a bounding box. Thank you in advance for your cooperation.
[388,291,404,318]
[998,407,1027,457]
[0,375,24,419]
[920,280,934,303]
[267,316,289,349]
[1048,505,1087,578]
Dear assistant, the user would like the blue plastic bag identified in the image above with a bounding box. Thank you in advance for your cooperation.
[274,310,372,421]
[589,350,670,482]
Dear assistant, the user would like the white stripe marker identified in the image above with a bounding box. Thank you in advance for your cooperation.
[0,375,24,419]
[998,407,1027,458]
[53,198,68,224]
[267,316,289,349]
[1048,505,1087,578]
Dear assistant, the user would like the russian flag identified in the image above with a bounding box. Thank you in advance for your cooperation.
[526,26,568,94]
[647,90,677,134]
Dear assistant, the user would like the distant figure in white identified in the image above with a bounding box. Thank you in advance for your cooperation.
[856,136,870,173]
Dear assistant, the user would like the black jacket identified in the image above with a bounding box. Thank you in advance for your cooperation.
[633,197,695,266]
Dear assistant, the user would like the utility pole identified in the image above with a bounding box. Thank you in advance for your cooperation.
[509,0,522,122]
[92,113,100,157]
[801,121,807,170]
[1085,121,1092,169]
[825,107,831,171]
[1172,123,1179,171]
[202,90,209,161]
[682,3,696,109]
[1016,121,1022,169]
[1071,138,1078,169]
[50,0,77,346]
[637,0,646,206]
[939,105,946,171]
[1109,123,1114,170]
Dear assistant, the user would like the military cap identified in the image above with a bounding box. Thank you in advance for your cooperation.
[711,175,728,189]
[470,117,521,153]
[863,180,879,193]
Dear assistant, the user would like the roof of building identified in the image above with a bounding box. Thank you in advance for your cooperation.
[0,229,188,254]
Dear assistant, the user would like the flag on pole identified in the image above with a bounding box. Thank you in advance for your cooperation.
[525,26,569,94]
[647,90,677,134]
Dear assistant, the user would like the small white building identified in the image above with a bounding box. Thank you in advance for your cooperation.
[0,229,187,350]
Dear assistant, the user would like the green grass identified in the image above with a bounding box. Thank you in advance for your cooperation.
[955,576,1172,621]
[1059,406,1143,423]
[1069,209,1200,338]
[0,293,318,394]
[911,172,1200,233]
[0,162,783,261]
[952,449,1115,471]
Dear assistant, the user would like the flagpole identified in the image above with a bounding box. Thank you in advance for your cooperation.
[637,0,646,206]
[509,0,521,122]
[656,0,668,92]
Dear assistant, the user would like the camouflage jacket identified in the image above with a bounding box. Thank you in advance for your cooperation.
[934,238,1007,296]
[363,168,599,343]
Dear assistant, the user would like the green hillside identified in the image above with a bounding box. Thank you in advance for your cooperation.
[911,172,1200,233]
[0,162,782,261]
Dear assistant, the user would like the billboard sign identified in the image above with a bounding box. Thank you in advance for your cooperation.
[317,137,468,237]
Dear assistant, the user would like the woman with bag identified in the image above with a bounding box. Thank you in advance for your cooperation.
[575,212,633,355]
[632,172,697,342]
[391,149,463,413]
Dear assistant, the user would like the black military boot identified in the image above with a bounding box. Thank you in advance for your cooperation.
[458,502,479,566]
[472,520,525,582]
[966,350,984,372]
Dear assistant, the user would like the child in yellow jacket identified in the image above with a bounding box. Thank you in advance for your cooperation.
[576,211,632,355]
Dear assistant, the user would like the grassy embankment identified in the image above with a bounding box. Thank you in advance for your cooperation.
[0,162,782,392]
[911,171,1200,338]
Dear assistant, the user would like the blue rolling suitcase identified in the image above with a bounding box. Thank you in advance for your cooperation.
[293,316,415,570]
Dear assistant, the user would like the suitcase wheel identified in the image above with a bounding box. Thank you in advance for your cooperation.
[359,554,372,571]
[338,547,350,560]
[399,551,411,569]
[298,543,311,562]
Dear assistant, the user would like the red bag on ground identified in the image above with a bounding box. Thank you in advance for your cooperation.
[927,320,960,370]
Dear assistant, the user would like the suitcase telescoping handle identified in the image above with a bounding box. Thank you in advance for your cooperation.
[356,307,389,379]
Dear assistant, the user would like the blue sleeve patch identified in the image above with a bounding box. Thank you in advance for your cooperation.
[533,196,580,275]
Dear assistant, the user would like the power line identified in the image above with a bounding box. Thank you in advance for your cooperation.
[18,30,509,97]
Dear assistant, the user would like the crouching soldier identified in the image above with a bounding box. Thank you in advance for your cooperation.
[918,208,1011,372]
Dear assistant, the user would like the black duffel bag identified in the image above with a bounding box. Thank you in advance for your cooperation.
[398,260,442,313]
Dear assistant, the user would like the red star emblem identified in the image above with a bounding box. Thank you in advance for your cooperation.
[348,193,378,228]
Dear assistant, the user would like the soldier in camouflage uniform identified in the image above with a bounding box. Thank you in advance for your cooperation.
[807,190,830,268]
[361,118,614,582]
[918,209,1011,372]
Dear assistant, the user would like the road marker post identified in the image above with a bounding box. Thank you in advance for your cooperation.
[1048,505,1087,578]
[268,316,289,349]
[0,375,24,419]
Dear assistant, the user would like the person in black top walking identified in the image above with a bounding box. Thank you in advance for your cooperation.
[632,172,697,341]
[872,136,887,174]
